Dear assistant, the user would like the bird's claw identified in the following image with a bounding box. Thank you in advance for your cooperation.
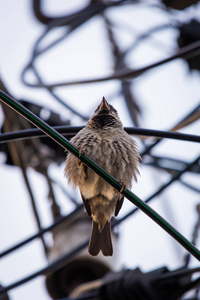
[120,183,126,193]
[78,147,85,166]
[114,182,126,195]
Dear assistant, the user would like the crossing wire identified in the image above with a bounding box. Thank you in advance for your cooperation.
[0,125,200,144]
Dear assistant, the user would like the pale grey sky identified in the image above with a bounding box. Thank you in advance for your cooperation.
[0,1,200,299]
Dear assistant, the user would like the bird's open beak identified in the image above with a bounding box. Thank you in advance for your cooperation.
[99,97,109,111]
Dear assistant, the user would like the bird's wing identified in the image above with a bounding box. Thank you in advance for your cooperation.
[115,197,124,217]
[81,193,91,217]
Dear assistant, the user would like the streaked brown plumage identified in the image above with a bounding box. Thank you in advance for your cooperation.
[64,97,140,256]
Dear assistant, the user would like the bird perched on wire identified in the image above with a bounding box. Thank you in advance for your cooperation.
[65,97,140,256]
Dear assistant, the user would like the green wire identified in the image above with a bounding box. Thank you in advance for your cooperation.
[0,89,200,262]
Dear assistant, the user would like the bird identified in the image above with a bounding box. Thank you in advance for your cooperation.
[64,97,140,256]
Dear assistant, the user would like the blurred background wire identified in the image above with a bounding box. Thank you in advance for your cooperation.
[0,0,200,299]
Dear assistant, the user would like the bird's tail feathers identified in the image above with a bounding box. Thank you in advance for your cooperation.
[88,220,113,256]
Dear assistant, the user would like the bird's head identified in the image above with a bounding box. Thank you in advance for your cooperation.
[87,97,123,129]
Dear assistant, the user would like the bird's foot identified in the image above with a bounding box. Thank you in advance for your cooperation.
[78,147,85,166]
[114,182,126,195]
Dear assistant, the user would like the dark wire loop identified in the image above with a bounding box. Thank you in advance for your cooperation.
[22,40,200,88]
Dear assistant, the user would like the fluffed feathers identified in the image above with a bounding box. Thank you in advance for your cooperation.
[64,97,140,256]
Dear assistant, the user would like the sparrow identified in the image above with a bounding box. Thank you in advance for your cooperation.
[64,97,140,256]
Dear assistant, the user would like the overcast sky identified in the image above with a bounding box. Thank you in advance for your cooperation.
[0,1,200,299]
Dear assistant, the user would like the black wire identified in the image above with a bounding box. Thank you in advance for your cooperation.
[32,0,130,27]
[23,60,89,121]
[141,102,200,156]
[0,126,81,143]
[113,155,199,226]
[176,276,200,299]
[158,267,200,279]
[0,126,199,144]
[179,179,200,194]
[32,0,80,26]
[120,23,176,61]
[171,103,200,131]
[31,0,122,56]
[142,155,200,174]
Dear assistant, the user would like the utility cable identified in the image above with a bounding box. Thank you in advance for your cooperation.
[141,102,200,156]
[179,180,200,194]
[113,155,199,226]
